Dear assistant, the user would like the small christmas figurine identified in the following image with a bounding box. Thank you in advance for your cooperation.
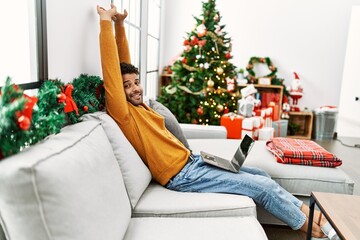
[238,84,261,117]
[281,96,291,119]
[288,72,303,111]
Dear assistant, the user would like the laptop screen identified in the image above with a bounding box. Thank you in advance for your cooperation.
[232,134,255,166]
[241,134,255,157]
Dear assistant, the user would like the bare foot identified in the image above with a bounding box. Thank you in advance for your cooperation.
[299,218,327,238]
[301,204,327,227]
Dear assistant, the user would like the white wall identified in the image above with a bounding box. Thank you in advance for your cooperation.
[46,0,360,136]
[47,0,109,83]
[160,0,360,112]
[337,6,360,137]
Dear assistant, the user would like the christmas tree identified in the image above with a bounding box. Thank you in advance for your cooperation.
[158,0,238,125]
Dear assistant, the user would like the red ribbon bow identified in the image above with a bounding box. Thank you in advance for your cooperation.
[15,94,38,131]
[63,84,79,115]
[23,94,38,121]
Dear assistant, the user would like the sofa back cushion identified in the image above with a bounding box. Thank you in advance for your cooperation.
[81,112,152,208]
[0,121,131,240]
[148,99,190,149]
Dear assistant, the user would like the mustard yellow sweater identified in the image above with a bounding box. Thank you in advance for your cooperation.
[99,20,190,185]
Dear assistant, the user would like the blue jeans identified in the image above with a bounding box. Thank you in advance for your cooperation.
[166,154,306,230]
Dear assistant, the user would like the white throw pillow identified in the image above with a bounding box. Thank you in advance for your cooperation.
[0,121,130,240]
[81,112,152,208]
[148,99,190,149]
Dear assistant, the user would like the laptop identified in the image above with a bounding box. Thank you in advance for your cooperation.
[200,134,255,173]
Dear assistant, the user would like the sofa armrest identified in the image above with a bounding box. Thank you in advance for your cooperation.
[180,123,227,139]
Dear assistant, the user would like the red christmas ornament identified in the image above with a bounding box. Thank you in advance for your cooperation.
[190,36,199,46]
[197,107,204,115]
[83,105,89,112]
[198,40,207,47]
[181,57,187,64]
[225,53,231,59]
[183,39,190,46]
[17,115,31,131]
[57,93,66,103]
[13,84,20,91]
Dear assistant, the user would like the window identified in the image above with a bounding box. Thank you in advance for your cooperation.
[0,0,47,90]
[114,0,162,99]
[146,0,161,99]
[121,0,141,68]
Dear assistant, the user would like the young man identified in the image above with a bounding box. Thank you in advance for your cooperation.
[97,4,333,239]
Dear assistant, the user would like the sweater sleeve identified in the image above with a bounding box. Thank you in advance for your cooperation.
[115,23,131,64]
[99,20,130,124]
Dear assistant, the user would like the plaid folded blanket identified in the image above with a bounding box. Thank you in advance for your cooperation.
[266,137,342,167]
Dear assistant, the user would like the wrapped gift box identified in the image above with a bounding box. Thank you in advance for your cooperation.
[272,119,289,137]
[258,127,274,141]
[241,116,264,140]
[241,117,254,139]
[220,113,243,139]
[268,102,280,121]
[259,107,273,128]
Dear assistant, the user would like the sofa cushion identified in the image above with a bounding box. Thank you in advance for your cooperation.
[188,139,354,196]
[0,121,131,240]
[124,216,267,240]
[81,112,152,207]
[132,182,256,218]
[148,99,190,149]
[180,123,227,139]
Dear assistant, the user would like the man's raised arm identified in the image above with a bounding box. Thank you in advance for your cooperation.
[98,5,130,123]
[114,9,131,64]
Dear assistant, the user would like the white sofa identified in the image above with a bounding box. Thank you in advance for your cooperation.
[0,111,354,240]
[180,122,354,225]
[0,112,267,240]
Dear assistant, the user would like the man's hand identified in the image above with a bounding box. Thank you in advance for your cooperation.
[112,9,128,25]
[97,4,117,21]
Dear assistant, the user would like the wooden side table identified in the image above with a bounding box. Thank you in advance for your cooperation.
[287,111,313,139]
[306,192,360,240]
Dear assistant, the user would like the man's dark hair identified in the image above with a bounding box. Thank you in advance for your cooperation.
[120,62,139,75]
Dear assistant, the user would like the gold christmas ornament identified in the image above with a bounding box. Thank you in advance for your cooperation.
[207,79,215,87]
[216,104,224,112]
[216,67,224,75]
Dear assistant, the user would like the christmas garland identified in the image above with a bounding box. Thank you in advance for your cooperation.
[245,57,277,84]
[206,31,223,45]
[0,74,105,160]
[244,56,290,97]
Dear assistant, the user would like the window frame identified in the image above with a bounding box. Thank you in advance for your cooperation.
[35,0,48,88]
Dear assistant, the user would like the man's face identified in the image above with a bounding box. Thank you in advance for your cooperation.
[122,73,143,106]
